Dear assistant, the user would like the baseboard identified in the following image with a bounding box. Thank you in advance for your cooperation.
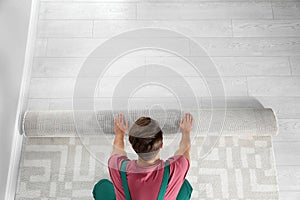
[5,134,23,200]
[4,0,39,199]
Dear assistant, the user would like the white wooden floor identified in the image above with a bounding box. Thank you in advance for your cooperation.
[27,0,300,199]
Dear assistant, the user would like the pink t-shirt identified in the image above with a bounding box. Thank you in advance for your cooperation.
[108,154,190,200]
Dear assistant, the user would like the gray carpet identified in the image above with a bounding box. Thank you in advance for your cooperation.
[16,135,279,199]
[23,109,277,137]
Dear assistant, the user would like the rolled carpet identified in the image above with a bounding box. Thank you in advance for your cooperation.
[22,108,277,137]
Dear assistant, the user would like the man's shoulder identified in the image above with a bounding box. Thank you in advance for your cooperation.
[108,154,129,170]
[167,155,189,164]
[167,155,190,172]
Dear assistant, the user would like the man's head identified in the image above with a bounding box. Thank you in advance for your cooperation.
[129,117,163,161]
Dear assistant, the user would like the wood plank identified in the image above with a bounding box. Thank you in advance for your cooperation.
[49,98,99,110]
[93,20,232,38]
[278,119,300,134]
[38,37,300,58]
[37,20,93,38]
[29,78,75,98]
[191,38,300,56]
[277,165,300,191]
[46,37,190,57]
[201,96,265,109]
[39,2,136,19]
[98,77,190,98]
[290,56,300,75]
[27,98,112,110]
[95,77,207,98]
[29,96,272,111]
[26,99,50,110]
[279,191,300,200]
[34,39,47,57]
[233,20,300,37]
[29,76,246,98]
[96,76,247,97]
[256,96,300,119]
[272,2,300,19]
[31,57,146,77]
[144,56,210,77]
[40,0,138,1]
[274,132,300,142]
[247,77,300,96]
[29,77,192,98]
[274,118,300,142]
[137,2,272,19]
[43,97,202,110]
[32,58,85,77]
[144,56,291,76]
[112,97,202,110]
[212,57,291,76]
[28,98,129,110]
[205,77,248,96]
[29,78,99,98]
[46,38,104,57]
[273,141,300,165]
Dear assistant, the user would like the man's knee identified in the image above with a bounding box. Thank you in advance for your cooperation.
[93,179,116,200]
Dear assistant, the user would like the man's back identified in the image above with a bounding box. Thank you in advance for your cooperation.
[108,154,189,200]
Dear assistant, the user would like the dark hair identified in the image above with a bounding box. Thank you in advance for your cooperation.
[129,117,163,161]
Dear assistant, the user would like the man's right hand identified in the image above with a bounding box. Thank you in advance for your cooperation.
[179,113,193,135]
[175,113,193,162]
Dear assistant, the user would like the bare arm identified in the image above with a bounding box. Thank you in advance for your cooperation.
[174,113,193,162]
[111,113,128,157]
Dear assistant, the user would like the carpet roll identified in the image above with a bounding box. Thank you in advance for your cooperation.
[22,108,278,137]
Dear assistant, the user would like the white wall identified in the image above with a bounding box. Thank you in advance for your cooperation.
[0,0,33,199]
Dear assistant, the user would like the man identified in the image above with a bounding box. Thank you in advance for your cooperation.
[93,113,193,200]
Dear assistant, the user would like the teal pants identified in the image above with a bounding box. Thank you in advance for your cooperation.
[92,179,193,200]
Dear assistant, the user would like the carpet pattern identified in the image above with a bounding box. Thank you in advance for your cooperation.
[16,136,279,200]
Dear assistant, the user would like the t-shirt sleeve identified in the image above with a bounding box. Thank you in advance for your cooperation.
[108,154,128,199]
[108,154,128,171]
[165,155,190,198]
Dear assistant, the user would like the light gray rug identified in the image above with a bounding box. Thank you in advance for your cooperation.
[16,135,279,200]
[23,109,277,137]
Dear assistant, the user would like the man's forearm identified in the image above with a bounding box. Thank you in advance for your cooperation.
[179,133,191,151]
[176,113,193,161]
[114,134,124,149]
[175,132,191,161]
[112,134,127,156]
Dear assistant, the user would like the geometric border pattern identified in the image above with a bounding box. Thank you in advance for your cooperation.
[16,136,279,199]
